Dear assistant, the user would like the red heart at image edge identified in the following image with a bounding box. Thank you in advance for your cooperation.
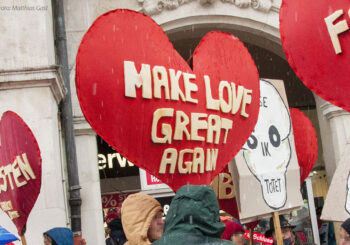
[280,0,350,112]
[289,108,318,184]
[0,111,42,235]
[76,9,260,191]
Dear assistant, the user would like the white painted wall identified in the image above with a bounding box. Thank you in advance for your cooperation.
[0,0,55,70]
[0,85,67,245]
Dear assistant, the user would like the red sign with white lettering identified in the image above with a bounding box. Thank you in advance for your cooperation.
[0,111,42,235]
[244,230,273,244]
[76,9,260,191]
[146,172,163,185]
[102,192,135,209]
[280,0,350,112]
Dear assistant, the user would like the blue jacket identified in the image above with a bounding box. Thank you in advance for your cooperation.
[44,227,73,245]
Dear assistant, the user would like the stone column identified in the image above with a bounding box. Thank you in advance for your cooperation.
[74,118,105,245]
[0,0,69,243]
[315,95,350,183]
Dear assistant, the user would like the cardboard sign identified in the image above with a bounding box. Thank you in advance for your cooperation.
[211,167,238,216]
[211,168,259,229]
[76,9,260,191]
[0,111,42,234]
[321,144,350,221]
[231,79,303,223]
[290,108,318,184]
[280,0,350,112]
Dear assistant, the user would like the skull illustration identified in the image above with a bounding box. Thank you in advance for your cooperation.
[242,80,291,209]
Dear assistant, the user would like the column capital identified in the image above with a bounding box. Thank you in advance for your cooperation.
[320,101,350,120]
[0,66,66,104]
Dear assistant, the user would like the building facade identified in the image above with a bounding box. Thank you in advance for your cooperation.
[1,0,349,244]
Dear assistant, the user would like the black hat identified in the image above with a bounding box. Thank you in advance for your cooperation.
[269,215,295,232]
[342,218,350,235]
[108,218,123,230]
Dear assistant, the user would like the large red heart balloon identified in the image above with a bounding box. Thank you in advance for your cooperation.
[0,111,42,235]
[280,0,350,112]
[76,9,260,191]
[290,108,318,184]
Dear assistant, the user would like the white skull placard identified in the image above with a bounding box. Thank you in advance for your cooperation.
[242,79,291,209]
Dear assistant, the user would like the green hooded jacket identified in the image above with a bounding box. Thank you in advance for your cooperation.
[153,185,235,245]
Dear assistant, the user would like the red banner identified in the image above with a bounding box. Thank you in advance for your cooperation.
[244,230,273,244]
[0,111,42,235]
[102,192,135,209]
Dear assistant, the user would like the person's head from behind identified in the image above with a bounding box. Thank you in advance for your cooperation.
[340,218,350,245]
[269,215,295,244]
[43,227,73,245]
[121,192,164,244]
[222,221,245,245]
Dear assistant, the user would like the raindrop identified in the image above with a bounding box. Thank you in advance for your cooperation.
[113,24,116,32]
[112,68,114,74]
[135,25,138,31]
[189,215,193,224]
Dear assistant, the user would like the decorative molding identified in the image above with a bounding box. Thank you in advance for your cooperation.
[0,66,66,104]
[74,116,96,136]
[320,101,350,120]
[138,0,273,15]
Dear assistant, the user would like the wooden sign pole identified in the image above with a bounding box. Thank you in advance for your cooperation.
[249,228,254,245]
[273,211,283,245]
[20,234,27,245]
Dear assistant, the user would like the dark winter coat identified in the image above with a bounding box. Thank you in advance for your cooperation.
[44,227,73,245]
[106,218,127,245]
[153,185,234,245]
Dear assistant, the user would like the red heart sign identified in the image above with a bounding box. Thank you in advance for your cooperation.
[290,108,318,184]
[280,0,350,112]
[76,9,259,191]
[0,111,42,235]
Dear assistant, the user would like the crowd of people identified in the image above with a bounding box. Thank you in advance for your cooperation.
[37,184,350,244]
[102,185,350,245]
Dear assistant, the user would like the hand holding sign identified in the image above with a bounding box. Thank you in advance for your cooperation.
[280,0,350,112]
[76,9,260,190]
[0,111,42,235]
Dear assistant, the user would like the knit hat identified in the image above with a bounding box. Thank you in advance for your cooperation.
[269,215,295,232]
[341,217,350,235]
[222,221,245,240]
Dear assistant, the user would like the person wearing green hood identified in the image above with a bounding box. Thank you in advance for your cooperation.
[153,185,234,245]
